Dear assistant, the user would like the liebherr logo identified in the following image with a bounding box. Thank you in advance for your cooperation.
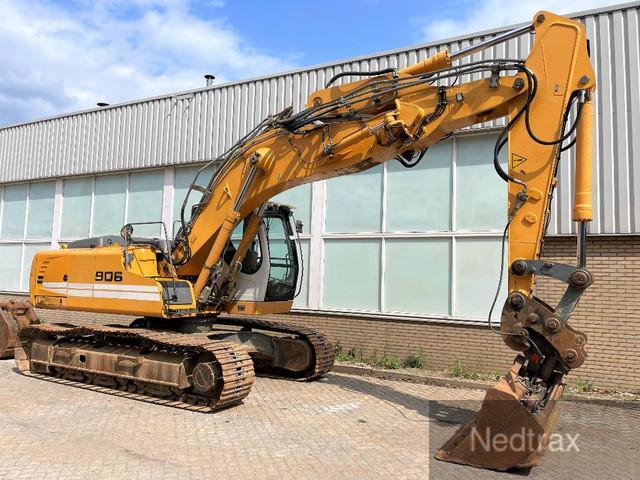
[469,427,580,453]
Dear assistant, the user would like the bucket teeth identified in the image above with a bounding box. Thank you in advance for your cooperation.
[435,356,564,471]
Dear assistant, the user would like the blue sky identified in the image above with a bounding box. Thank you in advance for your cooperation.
[0,0,619,126]
[188,0,469,64]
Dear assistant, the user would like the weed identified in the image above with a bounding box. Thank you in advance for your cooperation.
[451,359,466,377]
[334,341,364,363]
[451,359,480,380]
[574,378,596,393]
[348,347,364,363]
[405,350,427,369]
[374,354,403,370]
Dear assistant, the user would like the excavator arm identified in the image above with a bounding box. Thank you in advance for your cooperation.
[171,11,595,469]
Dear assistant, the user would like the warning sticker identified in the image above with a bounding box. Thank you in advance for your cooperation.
[511,153,527,169]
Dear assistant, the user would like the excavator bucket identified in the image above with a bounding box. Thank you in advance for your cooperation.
[0,305,19,358]
[435,356,563,471]
[0,300,39,358]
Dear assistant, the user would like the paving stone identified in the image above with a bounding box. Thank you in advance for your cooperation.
[0,359,637,479]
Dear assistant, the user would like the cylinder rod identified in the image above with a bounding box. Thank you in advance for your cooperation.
[450,23,533,61]
[577,222,588,269]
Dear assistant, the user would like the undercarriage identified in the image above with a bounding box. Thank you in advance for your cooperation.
[1,300,334,411]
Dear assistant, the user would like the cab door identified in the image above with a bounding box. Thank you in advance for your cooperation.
[231,221,270,302]
[263,212,300,302]
[231,205,300,303]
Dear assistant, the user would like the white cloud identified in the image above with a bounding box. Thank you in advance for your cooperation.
[418,0,620,41]
[0,0,296,126]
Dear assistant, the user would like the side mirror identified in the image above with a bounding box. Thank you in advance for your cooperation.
[295,220,303,234]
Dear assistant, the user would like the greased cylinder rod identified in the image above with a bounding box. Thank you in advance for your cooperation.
[450,23,533,61]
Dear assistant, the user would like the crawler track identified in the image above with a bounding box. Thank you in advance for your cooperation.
[215,316,335,380]
[16,323,254,412]
[7,300,333,412]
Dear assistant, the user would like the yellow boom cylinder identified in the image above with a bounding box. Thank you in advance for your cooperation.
[398,50,451,76]
[572,97,594,222]
[227,211,263,282]
[193,209,240,298]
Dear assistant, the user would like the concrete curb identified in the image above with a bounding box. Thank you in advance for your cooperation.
[332,364,640,409]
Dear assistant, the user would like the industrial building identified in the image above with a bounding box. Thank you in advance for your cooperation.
[1,2,638,390]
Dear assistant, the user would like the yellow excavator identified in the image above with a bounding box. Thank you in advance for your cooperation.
[0,11,595,471]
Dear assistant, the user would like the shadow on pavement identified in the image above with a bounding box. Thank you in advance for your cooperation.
[329,372,640,479]
[325,372,478,422]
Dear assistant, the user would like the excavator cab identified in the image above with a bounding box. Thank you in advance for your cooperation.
[225,203,301,307]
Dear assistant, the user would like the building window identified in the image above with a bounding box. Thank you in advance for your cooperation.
[0,183,55,291]
[323,239,381,311]
[57,170,165,243]
[26,182,55,239]
[456,135,507,230]
[173,165,215,235]
[127,171,164,237]
[93,175,126,236]
[1,184,28,240]
[61,178,92,239]
[386,142,452,232]
[454,238,506,318]
[384,238,451,315]
[325,165,383,233]
[0,244,22,290]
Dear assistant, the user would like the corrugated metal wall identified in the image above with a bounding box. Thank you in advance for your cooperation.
[0,2,638,235]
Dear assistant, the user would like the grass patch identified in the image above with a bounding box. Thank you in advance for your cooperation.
[373,354,403,370]
[574,378,596,393]
[451,360,504,381]
[451,359,478,379]
[334,341,364,363]
[450,359,502,381]
[334,343,425,371]
[405,350,427,369]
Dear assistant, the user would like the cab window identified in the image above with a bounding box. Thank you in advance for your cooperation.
[225,219,262,275]
[265,215,298,300]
